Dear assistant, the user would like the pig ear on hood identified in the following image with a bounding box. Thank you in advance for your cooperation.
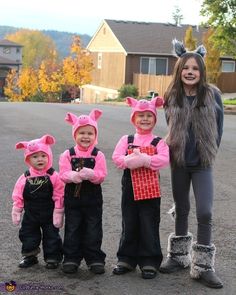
[89,109,102,121]
[40,134,55,145]
[126,97,138,107]
[65,112,78,125]
[151,96,164,108]
[15,141,28,150]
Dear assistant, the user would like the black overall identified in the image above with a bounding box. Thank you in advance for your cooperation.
[19,168,62,262]
[117,136,163,269]
[63,147,106,266]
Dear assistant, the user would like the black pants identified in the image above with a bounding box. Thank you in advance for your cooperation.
[171,166,213,245]
[19,208,62,262]
[63,205,106,266]
[117,173,163,269]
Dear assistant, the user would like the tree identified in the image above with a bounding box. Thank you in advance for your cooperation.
[4,68,38,101]
[4,69,22,101]
[172,6,183,26]
[203,29,221,84]
[5,29,58,69]
[200,0,236,56]
[62,36,93,98]
[184,26,197,51]
[18,68,38,100]
[38,58,64,102]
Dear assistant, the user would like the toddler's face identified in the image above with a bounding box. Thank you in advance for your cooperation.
[75,125,96,149]
[133,111,155,132]
[28,151,48,171]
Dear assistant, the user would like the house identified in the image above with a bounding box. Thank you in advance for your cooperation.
[83,19,236,103]
[0,39,23,97]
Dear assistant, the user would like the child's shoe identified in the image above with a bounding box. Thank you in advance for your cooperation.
[62,262,79,274]
[141,266,157,279]
[89,263,105,274]
[45,259,59,269]
[19,256,38,268]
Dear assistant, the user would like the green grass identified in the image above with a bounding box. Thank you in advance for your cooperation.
[223,98,236,105]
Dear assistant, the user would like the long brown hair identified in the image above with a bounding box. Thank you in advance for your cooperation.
[164,53,210,108]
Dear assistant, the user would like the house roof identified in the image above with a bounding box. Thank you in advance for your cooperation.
[105,19,207,55]
[0,39,23,47]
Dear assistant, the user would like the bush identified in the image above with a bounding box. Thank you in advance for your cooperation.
[118,84,138,99]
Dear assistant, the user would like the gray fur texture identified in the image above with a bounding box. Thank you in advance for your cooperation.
[167,233,193,267]
[165,89,218,167]
[190,242,216,278]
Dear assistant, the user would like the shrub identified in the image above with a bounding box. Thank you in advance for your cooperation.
[118,84,138,99]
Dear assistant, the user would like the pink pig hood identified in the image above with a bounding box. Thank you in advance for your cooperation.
[126,96,164,127]
[15,134,55,170]
[65,109,102,144]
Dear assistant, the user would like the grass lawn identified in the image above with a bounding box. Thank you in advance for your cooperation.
[223,98,236,105]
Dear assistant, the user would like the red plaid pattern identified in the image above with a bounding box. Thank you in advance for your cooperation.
[128,146,161,201]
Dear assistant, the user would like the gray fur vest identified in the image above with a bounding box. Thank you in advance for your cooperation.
[165,90,218,167]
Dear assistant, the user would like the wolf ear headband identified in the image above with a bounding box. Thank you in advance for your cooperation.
[172,38,207,58]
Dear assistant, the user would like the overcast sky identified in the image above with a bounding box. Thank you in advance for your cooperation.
[1,0,204,36]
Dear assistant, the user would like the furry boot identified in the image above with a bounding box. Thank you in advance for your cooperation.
[190,243,223,288]
[159,233,192,273]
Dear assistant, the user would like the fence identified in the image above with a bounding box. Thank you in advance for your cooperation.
[133,72,236,97]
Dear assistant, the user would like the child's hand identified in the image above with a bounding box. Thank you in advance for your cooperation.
[124,149,151,169]
[11,206,23,226]
[79,167,95,181]
[53,208,64,228]
[68,171,82,183]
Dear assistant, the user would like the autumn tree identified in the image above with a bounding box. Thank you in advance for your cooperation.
[4,68,38,101]
[200,0,236,56]
[62,36,94,98]
[4,69,22,101]
[184,26,197,51]
[5,29,58,69]
[203,28,221,84]
[38,56,64,102]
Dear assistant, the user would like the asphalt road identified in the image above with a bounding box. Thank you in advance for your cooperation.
[0,102,235,295]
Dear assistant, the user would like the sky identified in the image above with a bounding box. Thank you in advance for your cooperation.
[1,0,204,36]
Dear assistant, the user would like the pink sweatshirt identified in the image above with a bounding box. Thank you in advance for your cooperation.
[12,167,65,210]
[59,145,107,185]
[112,133,169,170]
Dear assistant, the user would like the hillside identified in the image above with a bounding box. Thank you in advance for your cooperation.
[0,25,91,59]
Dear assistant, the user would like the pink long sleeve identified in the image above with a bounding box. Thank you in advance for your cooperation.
[59,146,107,185]
[12,174,26,209]
[112,133,169,171]
[50,172,65,209]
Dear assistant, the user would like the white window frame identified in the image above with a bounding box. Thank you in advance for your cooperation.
[221,60,235,72]
[140,57,168,75]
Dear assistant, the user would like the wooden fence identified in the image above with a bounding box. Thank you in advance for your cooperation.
[133,72,236,97]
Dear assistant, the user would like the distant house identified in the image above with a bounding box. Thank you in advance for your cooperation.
[0,39,23,97]
[82,19,236,103]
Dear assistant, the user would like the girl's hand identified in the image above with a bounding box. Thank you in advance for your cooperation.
[79,167,95,181]
[11,206,23,226]
[124,149,151,169]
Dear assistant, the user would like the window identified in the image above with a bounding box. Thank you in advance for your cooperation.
[98,53,102,69]
[16,48,20,53]
[221,60,235,72]
[3,47,11,54]
[140,57,167,75]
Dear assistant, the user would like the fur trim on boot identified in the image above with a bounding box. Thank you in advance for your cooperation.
[190,243,223,288]
[167,232,193,267]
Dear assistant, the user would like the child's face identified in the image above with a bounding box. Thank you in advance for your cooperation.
[181,57,200,92]
[133,111,156,131]
[28,151,48,171]
[75,125,96,148]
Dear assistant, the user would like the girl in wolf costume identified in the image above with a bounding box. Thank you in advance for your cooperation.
[159,39,224,289]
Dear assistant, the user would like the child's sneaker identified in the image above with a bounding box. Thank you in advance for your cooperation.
[45,260,59,269]
[62,262,79,274]
[89,264,105,274]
